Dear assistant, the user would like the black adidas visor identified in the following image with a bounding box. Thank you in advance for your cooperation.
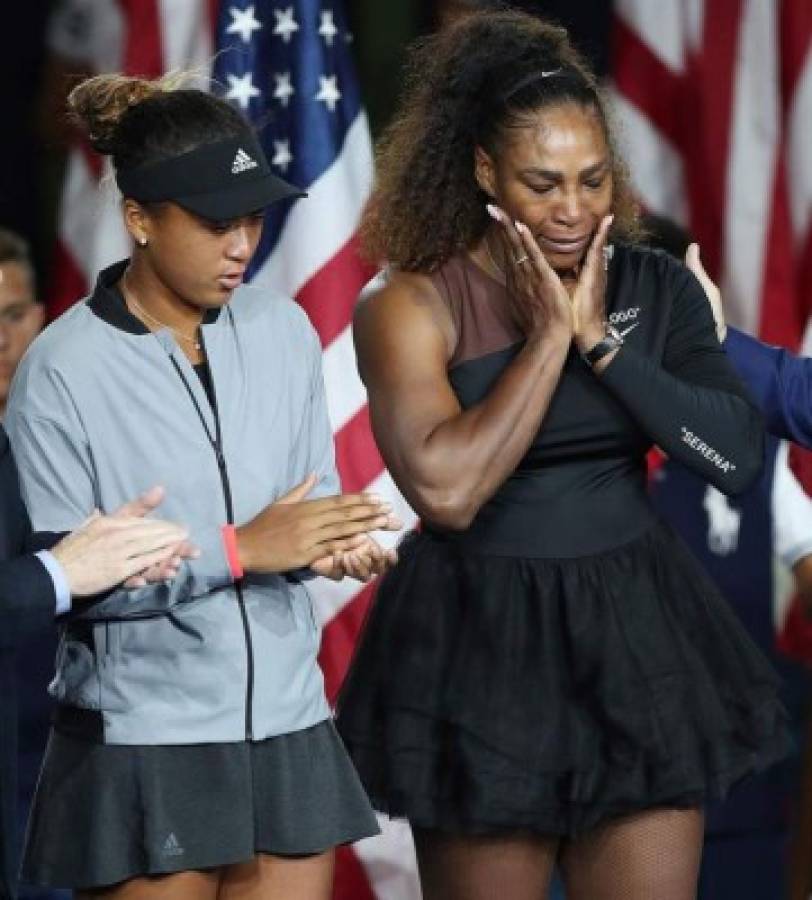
[115,132,305,221]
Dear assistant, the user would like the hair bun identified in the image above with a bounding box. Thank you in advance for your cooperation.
[68,74,173,155]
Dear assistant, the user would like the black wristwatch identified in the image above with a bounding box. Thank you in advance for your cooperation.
[582,324,624,367]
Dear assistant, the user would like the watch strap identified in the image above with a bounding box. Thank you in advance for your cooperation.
[582,324,624,367]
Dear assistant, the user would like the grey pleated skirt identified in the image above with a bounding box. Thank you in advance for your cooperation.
[21,719,379,891]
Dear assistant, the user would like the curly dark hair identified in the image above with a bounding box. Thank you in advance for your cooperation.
[362,10,640,271]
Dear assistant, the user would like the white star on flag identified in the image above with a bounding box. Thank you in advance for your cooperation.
[272,139,293,172]
[314,75,341,112]
[225,72,261,109]
[273,6,299,43]
[273,71,295,107]
[318,10,338,46]
[226,5,262,43]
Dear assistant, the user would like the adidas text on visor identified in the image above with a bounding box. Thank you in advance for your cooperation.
[115,132,306,221]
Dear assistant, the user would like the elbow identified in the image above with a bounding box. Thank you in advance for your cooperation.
[723,456,763,497]
[716,428,765,497]
[413,487,479,531]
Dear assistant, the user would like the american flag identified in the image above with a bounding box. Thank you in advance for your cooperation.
[610,0,812,350]
[48,1,419,898]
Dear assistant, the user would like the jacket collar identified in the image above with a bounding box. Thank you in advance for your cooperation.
[86,260,222,334]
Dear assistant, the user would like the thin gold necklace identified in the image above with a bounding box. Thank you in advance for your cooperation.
[121,276,202,351]
[483,234,506,280]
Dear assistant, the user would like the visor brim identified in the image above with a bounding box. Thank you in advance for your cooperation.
[175,172,306,221]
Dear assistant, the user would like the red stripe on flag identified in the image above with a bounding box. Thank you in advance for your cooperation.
[296,234,376,348]
[757,152,803,348]
[48,240,90,320]
[798,225,812,327]
[319,582,375,705]
[207,0,220,38]
[611,19,686,149]
[78,139,103,181]
[781,0,812,106]
[684,0,743,281]
[333,846,376,900]
[120,0,164,76]
[334,406,385,494]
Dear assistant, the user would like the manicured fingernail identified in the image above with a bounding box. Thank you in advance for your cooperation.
[486,204,500,221]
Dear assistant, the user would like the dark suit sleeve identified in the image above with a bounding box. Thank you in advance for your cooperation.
[724,327,812,449]
[0,431,57,636]
[0,554,55,623]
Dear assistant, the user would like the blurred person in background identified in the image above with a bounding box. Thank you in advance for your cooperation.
[650,431,812,900]
[0,231,43,422]
[0,230,74,900]
[640,208,812,900]
[688,244,812,452]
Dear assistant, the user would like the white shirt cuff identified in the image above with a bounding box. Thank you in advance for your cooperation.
[35,550,72,616]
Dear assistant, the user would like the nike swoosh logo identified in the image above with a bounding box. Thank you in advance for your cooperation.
[619,322,640,338]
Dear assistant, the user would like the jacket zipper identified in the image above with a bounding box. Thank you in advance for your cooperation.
[170,344,255,741]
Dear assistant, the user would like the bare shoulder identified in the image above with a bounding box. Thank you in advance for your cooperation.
[355,269,454,355]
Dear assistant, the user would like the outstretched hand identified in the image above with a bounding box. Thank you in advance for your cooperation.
[51,512,190,598]
[685,243,726,342]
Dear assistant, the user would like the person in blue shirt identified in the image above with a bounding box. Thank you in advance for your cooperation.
[686,243,812,449]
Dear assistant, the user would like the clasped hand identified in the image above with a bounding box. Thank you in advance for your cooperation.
[236,474,401,583]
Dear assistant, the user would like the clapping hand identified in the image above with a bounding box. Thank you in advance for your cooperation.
[311,535,399,583]
[112,485,199,588]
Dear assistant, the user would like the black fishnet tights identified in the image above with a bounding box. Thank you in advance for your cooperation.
[414,808,704,900]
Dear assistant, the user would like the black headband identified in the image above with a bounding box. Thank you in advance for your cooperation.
[116,132,305,221]
[500,66,588,105]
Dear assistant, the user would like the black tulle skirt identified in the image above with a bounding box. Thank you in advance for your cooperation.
[335,521,791,837]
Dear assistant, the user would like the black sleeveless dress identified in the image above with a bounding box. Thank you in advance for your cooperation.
[335,245,791,837]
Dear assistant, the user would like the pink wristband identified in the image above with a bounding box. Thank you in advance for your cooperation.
[221,525,244,580]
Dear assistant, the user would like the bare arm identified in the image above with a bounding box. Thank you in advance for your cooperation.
[355,259,572,531]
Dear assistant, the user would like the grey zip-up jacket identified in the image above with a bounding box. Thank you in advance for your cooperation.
[5,261,338,745]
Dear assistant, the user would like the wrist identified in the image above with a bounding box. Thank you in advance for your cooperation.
[580,323,624,370]
[575,324,606,354]
[526,325,571,352]
[590,346,620,375]
[233,526,253,575]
